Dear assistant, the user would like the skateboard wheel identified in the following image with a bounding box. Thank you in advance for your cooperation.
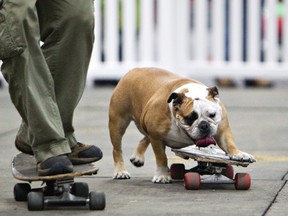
[222,165,234,179]
[71,182,89,197]
[184,172,200,190]
[89,191,106,210]
[27,191,44,211]
[235,173,251,190]
[14,183,31,201]
[170,163,185,179]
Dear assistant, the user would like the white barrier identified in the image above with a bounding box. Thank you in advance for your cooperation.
[1,0,288,87]
[87,0,288,86]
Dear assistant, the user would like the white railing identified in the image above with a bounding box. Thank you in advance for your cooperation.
[1,0,288,87]
[88,0,288,86]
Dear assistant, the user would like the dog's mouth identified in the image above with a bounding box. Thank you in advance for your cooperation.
[195,136,216,147]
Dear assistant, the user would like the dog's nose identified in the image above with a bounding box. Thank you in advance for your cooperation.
[199,121,210,134]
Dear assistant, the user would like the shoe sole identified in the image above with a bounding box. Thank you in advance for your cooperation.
[37,163,73,176]
[69,156,102,165]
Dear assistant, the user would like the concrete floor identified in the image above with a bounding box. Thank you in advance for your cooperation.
[0,86,287,215]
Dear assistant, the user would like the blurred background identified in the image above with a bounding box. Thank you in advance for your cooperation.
[1,0,288,88]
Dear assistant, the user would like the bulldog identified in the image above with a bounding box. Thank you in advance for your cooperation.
[109,67,255,183]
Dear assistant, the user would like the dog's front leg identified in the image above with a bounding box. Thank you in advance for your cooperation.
[150,138,172,184]
[217,130,255,162]
[216,105,255,162]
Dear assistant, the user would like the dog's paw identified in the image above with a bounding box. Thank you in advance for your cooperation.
[230,151,256,162]
[152,175,172,184]
[113,171,131,179]
[130,155,144,167]
[152,166,172,184]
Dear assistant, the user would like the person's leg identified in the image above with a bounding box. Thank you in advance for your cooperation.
[36,0,103,164]
[14,0,102,163]
[0,0,71,163]
[36,0,95,147]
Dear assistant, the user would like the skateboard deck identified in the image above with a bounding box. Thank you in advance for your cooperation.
[172,145,254,167]
[12,153,105,211]
[170,145,255,190]
[12,153,99,181]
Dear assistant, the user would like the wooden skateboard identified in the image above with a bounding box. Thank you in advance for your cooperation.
[171,145,255,190]
[12,153,105,211]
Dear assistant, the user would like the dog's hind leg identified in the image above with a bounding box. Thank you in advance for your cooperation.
[130,136,150,167]
[109,108,132,179]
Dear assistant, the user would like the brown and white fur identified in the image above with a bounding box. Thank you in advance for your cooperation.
[109,68,255,183]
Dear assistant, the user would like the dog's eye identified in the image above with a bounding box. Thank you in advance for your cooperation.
[209,112,216,118]
[184,111,198,126]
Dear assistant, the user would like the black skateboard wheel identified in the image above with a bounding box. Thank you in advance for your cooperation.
[170,163,185,180]
[89,191,106,210]
[14,183,31,201]
[27,191,44,210]
[71,182,89,197]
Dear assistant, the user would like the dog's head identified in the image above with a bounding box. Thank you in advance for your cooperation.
[167,85,222,146]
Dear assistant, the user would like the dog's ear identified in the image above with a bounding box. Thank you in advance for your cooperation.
[167,93,178,103]
[168,92,185,104]
[207,86,219,99]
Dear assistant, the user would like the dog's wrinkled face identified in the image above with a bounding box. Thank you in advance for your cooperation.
[167,84,222,144]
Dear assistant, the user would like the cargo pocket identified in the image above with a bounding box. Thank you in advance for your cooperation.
[0,1,24,60]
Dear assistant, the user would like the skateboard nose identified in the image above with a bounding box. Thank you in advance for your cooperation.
[198,121,210,134]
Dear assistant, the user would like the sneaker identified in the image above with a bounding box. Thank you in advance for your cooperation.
[37,155,73,176]
[68,142,103,165]
[15,139,103,165]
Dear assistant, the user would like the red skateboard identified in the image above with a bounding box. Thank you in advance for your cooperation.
[171,145,255,190]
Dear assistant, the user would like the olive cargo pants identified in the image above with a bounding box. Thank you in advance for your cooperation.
[0,0,95,162]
